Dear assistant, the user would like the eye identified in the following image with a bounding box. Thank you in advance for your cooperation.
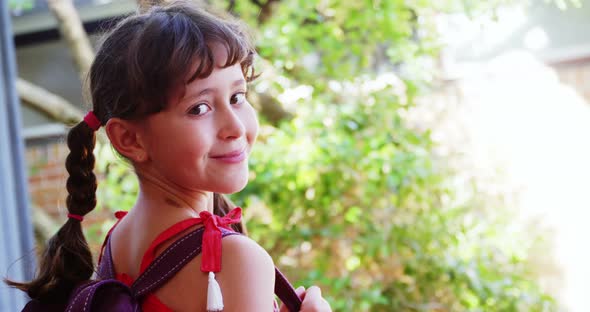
[230,92,247,105]
[188,103,211,116]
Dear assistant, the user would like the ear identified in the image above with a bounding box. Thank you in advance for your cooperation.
[105,118,148,163]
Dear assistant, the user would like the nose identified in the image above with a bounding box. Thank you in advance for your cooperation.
[217,106,246,140]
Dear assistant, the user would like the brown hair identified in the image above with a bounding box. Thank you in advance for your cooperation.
[6,0,254,302]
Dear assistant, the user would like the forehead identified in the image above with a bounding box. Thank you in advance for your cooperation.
[211,43,231,68]
[184,42,232,82]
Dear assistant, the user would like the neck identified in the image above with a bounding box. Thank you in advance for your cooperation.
[132,171,214,219]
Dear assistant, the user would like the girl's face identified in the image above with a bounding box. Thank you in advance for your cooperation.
[137,46,258,195]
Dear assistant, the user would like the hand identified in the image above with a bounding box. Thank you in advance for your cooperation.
[280,286,332,312]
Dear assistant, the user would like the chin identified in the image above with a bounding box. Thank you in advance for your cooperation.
[215,176,249,194]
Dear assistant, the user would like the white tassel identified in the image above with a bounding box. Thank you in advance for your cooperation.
[207,272,224,312]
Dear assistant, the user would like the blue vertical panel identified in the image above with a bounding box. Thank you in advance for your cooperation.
[0,0,36,310]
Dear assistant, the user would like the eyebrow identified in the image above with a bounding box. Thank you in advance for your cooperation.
[193,78,247,98]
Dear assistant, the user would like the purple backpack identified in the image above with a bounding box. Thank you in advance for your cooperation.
[22,228,302,312]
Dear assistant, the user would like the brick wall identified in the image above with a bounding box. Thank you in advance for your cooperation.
[26,137,69,219]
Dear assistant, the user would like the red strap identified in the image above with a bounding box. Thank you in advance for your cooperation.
[139,207,242,274]
[198,208,242,272]
[98,211,128,264]
[139,218,204,274]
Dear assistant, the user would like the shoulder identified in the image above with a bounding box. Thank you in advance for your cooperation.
[220,233,275,274]
[217,234,276,310]
[154,232,276,312]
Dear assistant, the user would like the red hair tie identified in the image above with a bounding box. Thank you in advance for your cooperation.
[67,213,84,222]
[83,111,101,131]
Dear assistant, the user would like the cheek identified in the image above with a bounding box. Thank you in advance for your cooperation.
[243,103,259,143]
[144,121,210,162]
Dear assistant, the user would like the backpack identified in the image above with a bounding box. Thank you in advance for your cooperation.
[22,227,302,312]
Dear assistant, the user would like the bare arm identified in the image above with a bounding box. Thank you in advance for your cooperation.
[216,235,276,312]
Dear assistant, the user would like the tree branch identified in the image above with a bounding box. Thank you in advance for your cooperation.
[227,0,236,13]
[17,78,84,125]
[250,0,280,24]
[47,0,95,82]
[250,92,293,125]
[18,78,109,142]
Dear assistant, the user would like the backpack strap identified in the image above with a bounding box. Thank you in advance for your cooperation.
[274,268,302,312]
[131,228,302,311]
[97,211,128,265]
[64,280,136,312]
[130,226,209,297]
[96,212,204,280]
[96,235,116,280]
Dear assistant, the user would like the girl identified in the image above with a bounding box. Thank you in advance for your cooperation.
[7,1,331,311]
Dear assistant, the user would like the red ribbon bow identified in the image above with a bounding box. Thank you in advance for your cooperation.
[198,207,242,272]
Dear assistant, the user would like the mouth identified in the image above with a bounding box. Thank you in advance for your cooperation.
[210,147,248,163]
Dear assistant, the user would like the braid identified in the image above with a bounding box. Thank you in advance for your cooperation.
[5,121,97,302]
[66,122,98,214]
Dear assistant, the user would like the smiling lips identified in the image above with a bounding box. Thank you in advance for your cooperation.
[210,148,247,164]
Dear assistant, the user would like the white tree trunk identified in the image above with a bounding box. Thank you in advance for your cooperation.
[47,0,94,82]
[17,78,83,125]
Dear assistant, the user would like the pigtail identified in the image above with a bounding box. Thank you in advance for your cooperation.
[5,121,97,302]
[213,193,247,235]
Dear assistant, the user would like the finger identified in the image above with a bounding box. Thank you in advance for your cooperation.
[322,298,333,312]
[296,286,306,300]
[305,285,322,299]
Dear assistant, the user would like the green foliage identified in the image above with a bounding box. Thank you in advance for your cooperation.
[230,80,554,310]
[95,146,138,214]
[90,0,558,310]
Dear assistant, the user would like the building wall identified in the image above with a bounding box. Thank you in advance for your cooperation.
[26,137,69,219]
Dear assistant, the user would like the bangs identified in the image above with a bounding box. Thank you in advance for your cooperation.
[124,3,256,117]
